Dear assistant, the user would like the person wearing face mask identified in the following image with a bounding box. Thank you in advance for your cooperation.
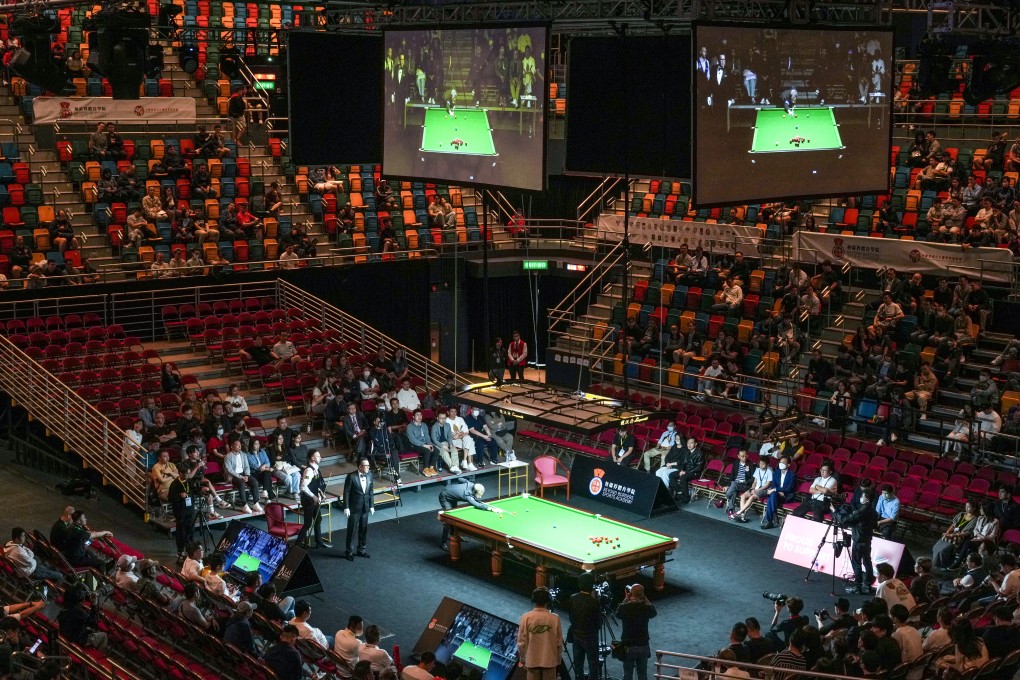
[640,422,679,473]
[464,407,498,467]
[762,456,796,530]
[735,457,773,522]
[791,461,838,522]
[840,486,879,594]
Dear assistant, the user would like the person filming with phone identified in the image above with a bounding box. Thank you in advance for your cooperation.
[614,584,657,680]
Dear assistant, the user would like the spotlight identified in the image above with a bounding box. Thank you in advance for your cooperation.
[8,14,71,94]
[220,46,241,79]
[963,39,1020,106]
[178,44,199,74]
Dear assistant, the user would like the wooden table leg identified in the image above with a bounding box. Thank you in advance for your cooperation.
[491,545,503,577]
[449,533,461,562]
[654,562,666,591]
[535,564,548,588]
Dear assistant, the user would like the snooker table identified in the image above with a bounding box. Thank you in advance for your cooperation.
[748,106,845,153]
[438,494,678,590]
[419,107,498,156]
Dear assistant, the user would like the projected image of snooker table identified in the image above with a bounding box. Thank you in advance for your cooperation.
[749,106,845,153]
[452,640,493,671]
[439,495,678,590]
[419,108,498,157]
[230,552,262,574]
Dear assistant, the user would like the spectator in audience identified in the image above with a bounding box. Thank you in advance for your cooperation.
[791,460,837,522]
[192,163,215,200]
[237,203,263,240]
[936,619,988,673]
[223,600,257,655]
[61,510,112,570]
[8,235,31,279]
[933,499,979,569]
[88,122,108,157]
[805,348,833,391]
[982,606,1020,660]
[118,165,141,200]
[640,421,679,473]
[953,551,989,590]
[58,585,107,650]
[264,180,283,217]
[224,439,263,514]
[290,600,333,648]
[266,624,304,680]
[360,624,397,674]
[4,527,62,582]
[871,293,904,334]
[270,331,301,366]
[613,584,655,680]
[723,449,754,518]
[923,606,955,653]
[334,615,364,670]
[873,484,900,540]
[669,325,702,368]
[875,563,916,610]
[979,553,1020,606]
[402,652,436,680]
[734,457,772,523]
[179,581,219,632]
[761,455,795,530]
[712,277,744,314]
[246,438,276,501]
[279,243,300,269]
[49,209,79,254]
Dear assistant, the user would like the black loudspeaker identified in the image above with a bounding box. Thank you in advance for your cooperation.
[896,545,916,578]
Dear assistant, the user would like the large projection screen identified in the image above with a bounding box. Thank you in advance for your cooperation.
[694,25,893,207]
[382,26,549,191]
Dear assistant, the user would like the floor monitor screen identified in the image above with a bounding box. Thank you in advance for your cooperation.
[382,26,548,191]
[694,24,893,206]
[413,598,520,680]
[222,522,290,584]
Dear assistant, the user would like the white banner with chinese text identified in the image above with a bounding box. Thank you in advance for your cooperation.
[32,97,197,125]
[597,214,762,257]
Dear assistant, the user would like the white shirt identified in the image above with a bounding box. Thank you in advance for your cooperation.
[359,643,396,673]
[656,430,678,449]
[759,442,778,458]
[721,668,751,679]
[396,388,421,411]
[752,467,772,490]
[810,476,837,501]
[893,625,923,664]
[123,429,143,458]
[998,569,1020,599]
[115,569,140,591]
[876,578,916,610]
[280,251,300,269]
[922,627,951,652]
[449,416,470,448]
[290,617,329,648]
[333,628,361,668]
[181,557,204,582]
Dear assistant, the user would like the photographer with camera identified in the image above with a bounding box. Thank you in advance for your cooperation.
[839,485,879,595]
[567,573,600,680]
[614,585,656,680]
[815,597,855,641]
[766,595,807,651]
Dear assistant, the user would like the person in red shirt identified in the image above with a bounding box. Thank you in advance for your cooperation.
[507,330,527,382]
[507,210,528,240]
[237,204,264,240]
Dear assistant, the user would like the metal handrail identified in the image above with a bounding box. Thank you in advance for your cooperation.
[547,241,626,335]
[0,334,148,509]
[576,176,623,224]
[656,649,865,679]
[275,279,470,393]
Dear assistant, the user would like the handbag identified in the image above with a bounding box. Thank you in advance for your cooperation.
[610,641,627,661]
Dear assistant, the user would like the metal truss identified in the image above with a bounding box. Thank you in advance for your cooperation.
[891,0,1019,37]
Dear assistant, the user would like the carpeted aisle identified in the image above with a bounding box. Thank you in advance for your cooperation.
[306,494,876,666]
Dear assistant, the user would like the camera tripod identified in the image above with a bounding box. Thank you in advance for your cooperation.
[193,496,217,553]
[593,579,621,680]
[804,520,849,595]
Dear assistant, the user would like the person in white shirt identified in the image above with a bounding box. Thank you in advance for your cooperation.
[334,615,364,671]
[180,542,205,582]
[713,649,750,679]
[791,462,838,522]
[224,439,263,514]
[640,423,679,472]
[695,357,725,401]
[735,458,773,522]
[359,624,397,674]
[981,553,1020,604]
[395,379,421,411]
[203,553,239,602]
[447,406,478,471]
[4,527,63,581]
[113,554,142,591]
[890,604,923,673]
[401,652,436,680]
[123,419,144,460]
[711,277,744,314]
[358,369,381,400]
[923,607,954,652]
[290,600,333,649]
[279,244,301,269]
[874,562,917,610]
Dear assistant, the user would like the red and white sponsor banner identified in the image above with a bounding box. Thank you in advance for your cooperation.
[774,515,905,577]
[793,231,1014,283]
[32,97,197,125]
[598,214,762,257]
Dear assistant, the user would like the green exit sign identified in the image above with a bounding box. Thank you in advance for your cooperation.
[522,260,549,270]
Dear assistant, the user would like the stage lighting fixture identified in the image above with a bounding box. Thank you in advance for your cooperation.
[92,6,151,100]
[178,44,199,74]
[8,14,72,94]
[220,46,242,79]
[916,34,953,98]
[963,40,1020,106]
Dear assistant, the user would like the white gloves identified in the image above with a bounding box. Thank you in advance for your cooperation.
[344,508,351,518]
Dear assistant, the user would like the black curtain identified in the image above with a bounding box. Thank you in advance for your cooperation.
[286,260,430,353]
[464,273,576,370]
[516,175,604,221]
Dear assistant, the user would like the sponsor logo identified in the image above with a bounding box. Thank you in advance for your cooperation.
[831,238,845,260]
[134,105,145,116]
[589,468,606,496]
[909,249,921,263]
[59,101,72,119]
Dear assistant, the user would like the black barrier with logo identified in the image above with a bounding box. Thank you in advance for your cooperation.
[569,456,679,518]
[271,543,324,597]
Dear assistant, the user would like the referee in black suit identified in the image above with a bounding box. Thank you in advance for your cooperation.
[342,458,374,561]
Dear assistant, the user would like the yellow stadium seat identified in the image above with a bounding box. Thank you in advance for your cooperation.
[37,206,54,224]
[138,246,155,263]
[33,229,51,252]
[264,239,279,260]
[1002,391,1020,414]
[204,199,220,221]
[659,283,674,306]
[667,363,682,387]
[207,158,222,177]
[150,140,165,159]
[263,217,278,239]
[680,310,695,333]
[85,161,101,182]
[82,182,97,205]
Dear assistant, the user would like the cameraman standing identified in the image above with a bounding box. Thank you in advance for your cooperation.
[839,486,879,595]
[615,585,657,680]
[568,574,601,680]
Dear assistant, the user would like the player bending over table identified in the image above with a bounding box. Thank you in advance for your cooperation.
[439,480,504,551]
